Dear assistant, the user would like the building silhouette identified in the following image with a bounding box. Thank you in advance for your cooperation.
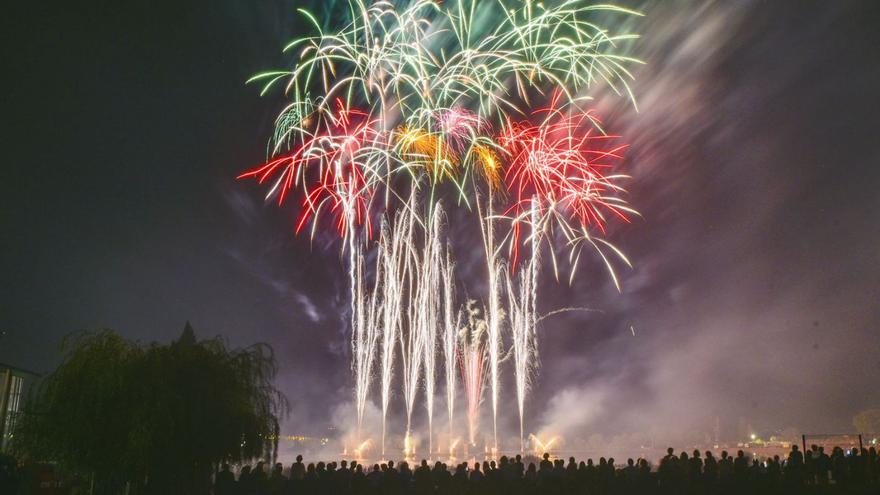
[0,362,39,452]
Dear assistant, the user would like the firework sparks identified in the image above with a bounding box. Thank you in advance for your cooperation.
[458,301,488,447]
[239,0,643,459]
[499,97,637,285]
[441,250,458,452]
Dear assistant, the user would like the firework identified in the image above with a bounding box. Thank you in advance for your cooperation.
[237,99,387,240]
[351,240,379,441]
[499,97,637,286]
[239,0,643,459]
[506,216,539,453]
[417,207,445,456]
[529,434,561,457]
[377,215,408,457]
[441,250,458,449]
[458,301,488,447]
[433,108,487,156]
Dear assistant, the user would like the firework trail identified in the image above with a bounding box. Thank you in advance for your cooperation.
[377,214,411,458]
[441,250,458,450]
[350,237,380,441]
[382,197,450,459]
[458,300,488,448]
[418,207,445,456]
[397,222,423,458]
[368,198,452,458]
[475,190,504,454]
[505,206,540,453]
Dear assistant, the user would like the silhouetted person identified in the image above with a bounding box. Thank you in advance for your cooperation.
[434,461,451,495]
[353,464,368,495]
[688,449,703,483]
[718,450,733,489]
[637,458,653,493]
[604,457,616,491]
[382,460,399,495]
[785,444,804,487]
[451,463,468,495]
[266,462,286,495]
[868,447,878,484]
[749,458,763,488]
[539,453,552,472]
[336,460,352,495]
[414,459,432,495]
[470,461,485,494]
[677,451,688,488]
[622,457,638,489]
[303,463,318,495]
[215,463,236,495]
[806,445,818,484]
[240,466,255,495]
[253,462,269,495]
[816,446,830,484]
[486,460,500,495]
[291,455,306,481]
[659,448,678,491]
[703,450,717,486]
[366,464,383,495]
[767,455,782,490]
[523,462,537,490]
[733,449,748,488]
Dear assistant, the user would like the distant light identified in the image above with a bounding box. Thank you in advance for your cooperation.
[750,434,756,441]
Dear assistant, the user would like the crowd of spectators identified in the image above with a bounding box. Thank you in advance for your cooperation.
[214,444,879,495]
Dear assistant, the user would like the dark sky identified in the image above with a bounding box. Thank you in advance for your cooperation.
[2,0,879,447]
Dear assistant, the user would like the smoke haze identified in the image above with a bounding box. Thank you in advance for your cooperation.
[2,0,879,462]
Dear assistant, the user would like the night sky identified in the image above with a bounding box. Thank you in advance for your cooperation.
[2,0,879,446]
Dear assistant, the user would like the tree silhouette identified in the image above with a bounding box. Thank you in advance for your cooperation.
[12,324,288,494]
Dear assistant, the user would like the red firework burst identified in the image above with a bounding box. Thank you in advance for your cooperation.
[498,95,632,267]
[238,98,382,238]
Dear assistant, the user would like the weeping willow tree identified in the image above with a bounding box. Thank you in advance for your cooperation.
[12,323,288,494]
